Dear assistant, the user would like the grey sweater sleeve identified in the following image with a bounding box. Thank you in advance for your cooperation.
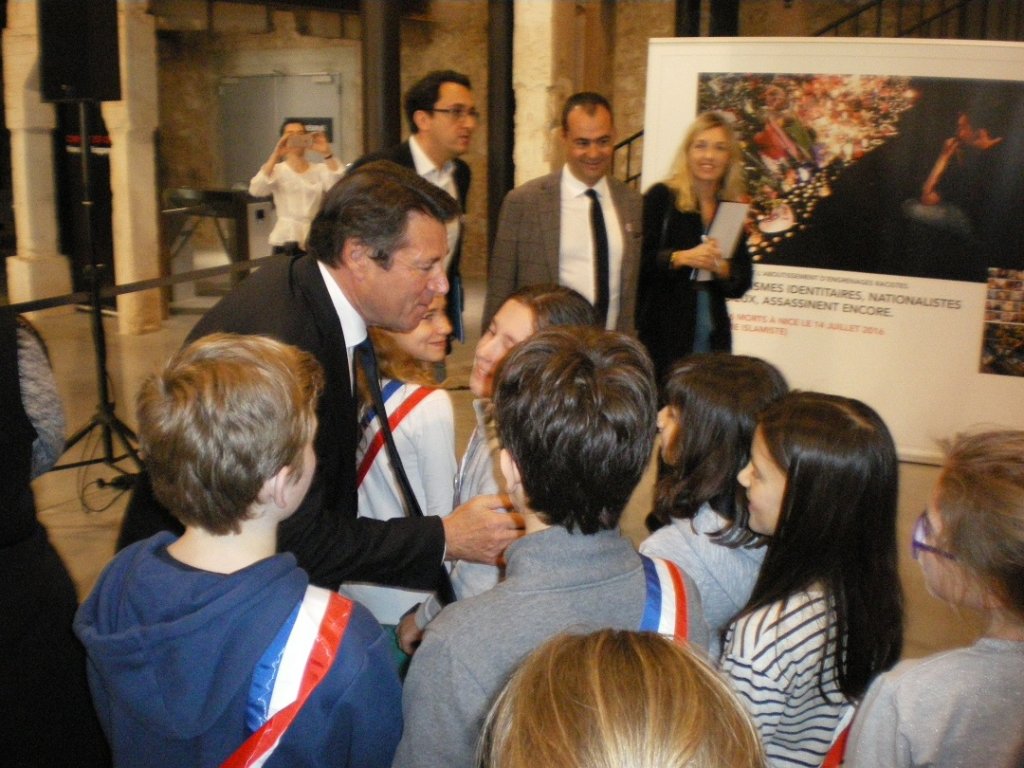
[17,324,66,478]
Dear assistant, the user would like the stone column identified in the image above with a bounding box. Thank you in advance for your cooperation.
[3,0,73,309]
[511,1,559,186]
[512,0,592,186]
[101,0,162,335]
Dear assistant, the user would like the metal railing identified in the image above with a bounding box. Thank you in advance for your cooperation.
[610,0,1022,186]
[814,0,1023,41]
[613,129,644,190]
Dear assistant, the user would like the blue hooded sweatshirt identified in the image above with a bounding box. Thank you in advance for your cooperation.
[74,532,402,768]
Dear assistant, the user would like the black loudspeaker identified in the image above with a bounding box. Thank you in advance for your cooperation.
[38,0,121,102]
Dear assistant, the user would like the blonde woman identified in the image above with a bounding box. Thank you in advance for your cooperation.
[636,111,752,383]
[480,629,766,768]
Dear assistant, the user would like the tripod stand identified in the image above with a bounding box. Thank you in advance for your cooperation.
[55,100,141,485]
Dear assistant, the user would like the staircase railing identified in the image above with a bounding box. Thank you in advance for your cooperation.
[613,129,644,190]
[815,0,1023,41]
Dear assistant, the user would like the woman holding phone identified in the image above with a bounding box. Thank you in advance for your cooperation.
[249,120,344,253]
[636,111,753,384]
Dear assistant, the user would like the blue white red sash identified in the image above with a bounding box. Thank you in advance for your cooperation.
[222,586,353,768]
[638,555,688,643]
[356,382,434,487]
[358,379,404,432]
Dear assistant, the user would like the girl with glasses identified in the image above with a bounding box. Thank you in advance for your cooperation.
[847,429,1024,768]
[722,392,904,768]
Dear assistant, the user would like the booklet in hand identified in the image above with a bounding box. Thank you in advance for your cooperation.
[707,201,749,260]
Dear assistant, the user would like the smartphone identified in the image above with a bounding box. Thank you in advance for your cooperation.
[286,134,313,149]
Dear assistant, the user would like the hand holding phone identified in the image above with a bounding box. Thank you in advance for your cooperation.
[285,134,313,150]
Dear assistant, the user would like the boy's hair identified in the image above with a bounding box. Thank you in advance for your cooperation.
[492,327,656,534]
[480,629,766,768]
[936,429,1024,621]
[505,283,597,331]
[404,69,472,133]
[137,334,323,535]
[654,354,788,546]
[741,392,903,700]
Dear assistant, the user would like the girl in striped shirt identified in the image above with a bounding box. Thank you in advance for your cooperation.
[721,392,904,768]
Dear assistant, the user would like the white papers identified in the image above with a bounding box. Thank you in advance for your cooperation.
[707,201,749,259]
[695,201,749,281]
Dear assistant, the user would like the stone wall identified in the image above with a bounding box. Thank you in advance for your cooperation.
[152,1,869,275]
[154,3,492,275]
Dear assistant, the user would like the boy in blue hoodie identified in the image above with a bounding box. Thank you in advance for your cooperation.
[75,333,402,768]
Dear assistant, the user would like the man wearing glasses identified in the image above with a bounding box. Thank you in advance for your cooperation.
[350,70,477,341]
[482,92,642,335]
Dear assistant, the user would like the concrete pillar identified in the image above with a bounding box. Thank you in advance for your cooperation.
[512,1,611,186]
[511,0,560,185]
[3,0,73,309]
[361,0,400,153]
[101,1,162,335]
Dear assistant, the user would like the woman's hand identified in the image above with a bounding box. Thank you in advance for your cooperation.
[670,237,728,275]
[311,132,332,156]
[310,132,339,168]
[259,134,293,178]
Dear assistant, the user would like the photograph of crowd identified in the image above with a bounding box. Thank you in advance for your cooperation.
[981,267,1024,377]
[697,73,1024,283]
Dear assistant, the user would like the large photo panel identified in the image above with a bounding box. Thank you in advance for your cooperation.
[644,38,1024,461]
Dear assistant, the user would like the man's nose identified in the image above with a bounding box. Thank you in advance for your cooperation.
[428,270,449,295]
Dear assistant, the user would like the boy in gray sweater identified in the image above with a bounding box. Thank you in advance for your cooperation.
[394,327,708,768]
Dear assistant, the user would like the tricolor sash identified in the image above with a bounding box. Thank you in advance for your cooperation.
[222,587,353,768]
[638,555,689,643]
[356,382,434,487]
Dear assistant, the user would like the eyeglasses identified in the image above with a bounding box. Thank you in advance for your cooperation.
[911,510,957,561]
[431,106,479,122]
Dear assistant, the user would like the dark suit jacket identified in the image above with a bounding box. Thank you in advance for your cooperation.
[117,253,445,590]
[1,312,110,766]
[349,141,470,339]
[482,170,643,334]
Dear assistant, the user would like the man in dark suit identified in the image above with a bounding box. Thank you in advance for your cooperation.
[349,70,476,341]
[118,162,518,590]
[482,92,642,336]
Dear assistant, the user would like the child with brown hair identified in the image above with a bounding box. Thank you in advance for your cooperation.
[75,334,402,768]
[847,429,1024,768]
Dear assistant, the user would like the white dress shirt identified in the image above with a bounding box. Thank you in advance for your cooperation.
[317,260,367,387]
[558,168,623,329]
[409,135,461,270]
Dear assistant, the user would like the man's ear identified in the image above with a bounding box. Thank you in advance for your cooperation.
[341,238,372,276]
[498,448,522,495]
[412,109,432,134]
